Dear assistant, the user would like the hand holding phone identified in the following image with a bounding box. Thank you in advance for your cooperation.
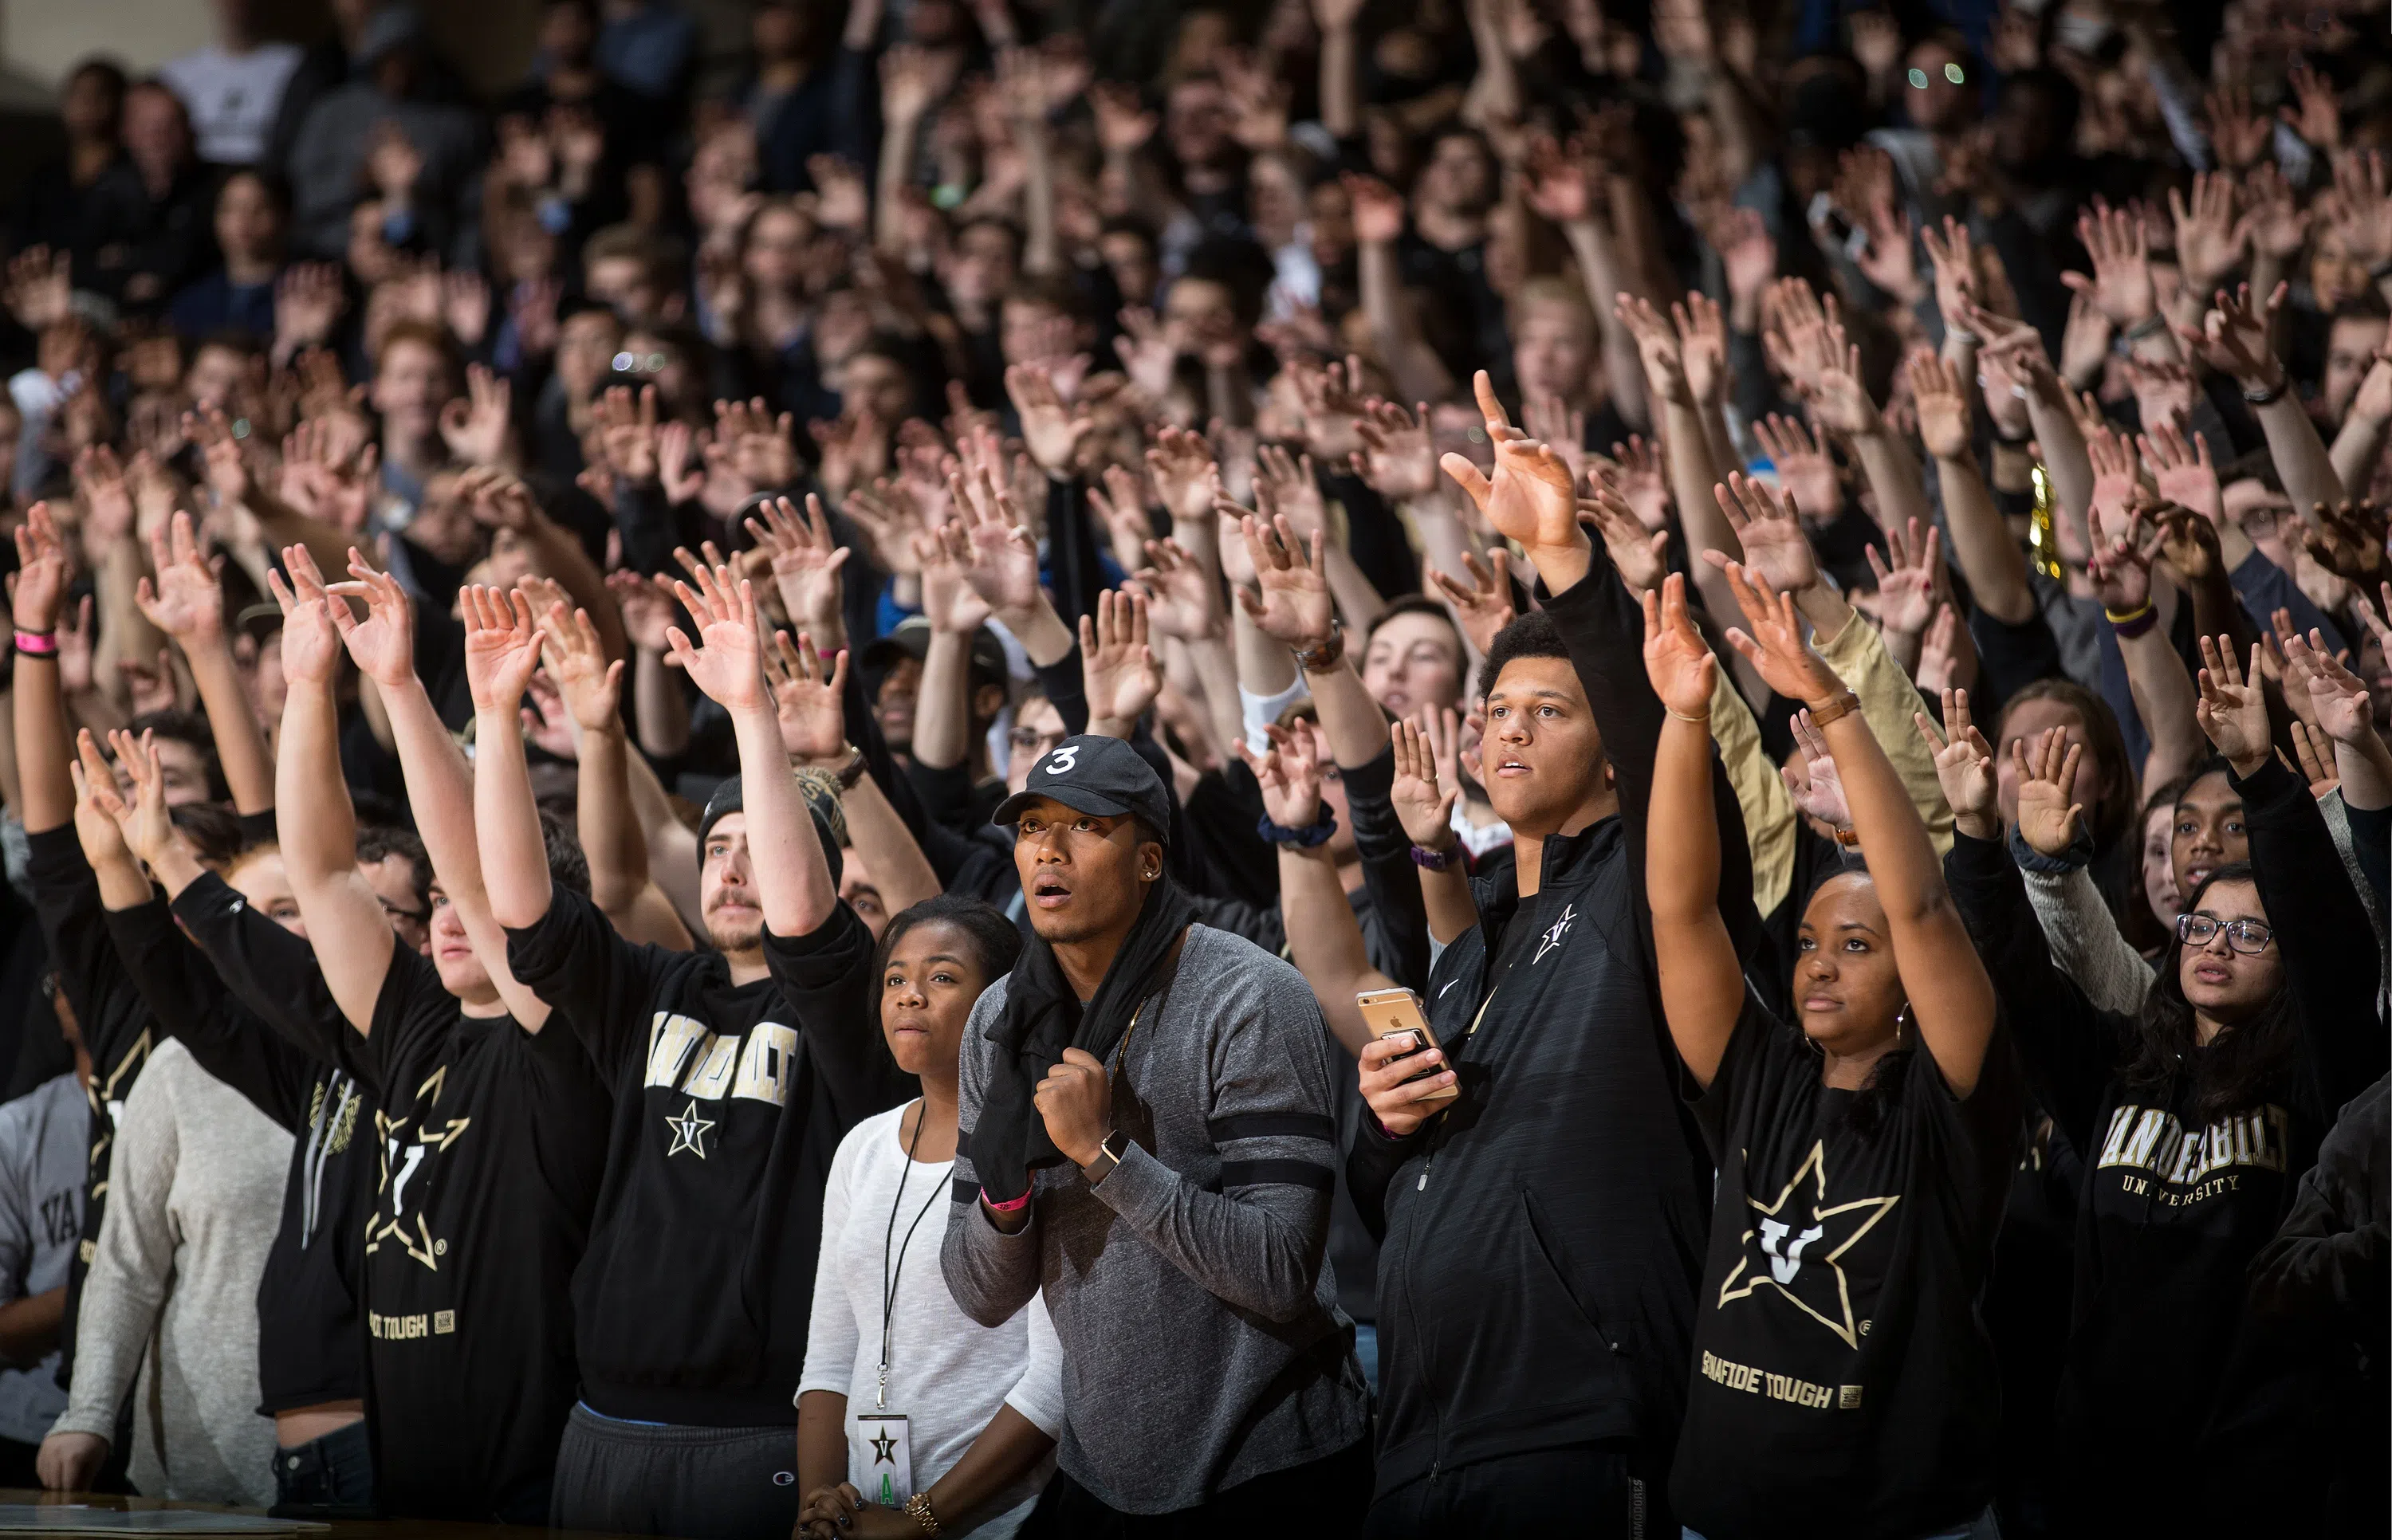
[1356,987,1458,1137]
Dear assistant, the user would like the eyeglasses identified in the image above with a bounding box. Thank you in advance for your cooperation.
[1907,63,1965,88]
[2175,913,2275,954]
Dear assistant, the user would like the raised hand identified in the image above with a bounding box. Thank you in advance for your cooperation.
[1126,537,1222,640]
[2281,629,2374,748]
[1916,687,1998,839]
[2009,724,2085,856]
[2062,199,2158,327]
[950,469,1044,621]
[1606,435,1672,531]
[2084,508,2166,612]
[1717,560,1839,705]
[459,584,547,712]
[67,729,139,873]
[1080,588,1163,734]
[1919,215,1977,332]
[745,493,851,640]
[1640,572,1717,721]
[608,569,679,654]
[105,728,180,870]
[1903,348,1973,461]
[1252,443,1328,544]
[1426,547,1516,658]
[1291,355,1367,462]
[1391,712,1462,852]
[1914,604,1964,697]
[269,545,348,687]
[1865,517,1940,639]
[1784,708,1854,835]
[1615,294,1691,407]
[1752,414,1841,521]
[1241,723,1324,831]
[1709,472,1820,596]
[1233,511,1334,651]
[2300,499,2387,585]
[9,502,69,635]
[534,600,623,731]
[1143,424,1221,525]
[1581,486,1667,595]
[761,630,849,764]
[1441,371,1580,559]
[134,510,223,643]
[663,563,768,713]
[2178,281,2288,390]
[1761,278,1837,396]
[2194,633,2272,773]
[598,384,662,485]
[2170,173,2252,301]
[438,363,513,466]
[2205,84,2273,171]
[329,556,416,689]
[2138,418,2223,522]
[915,520,993,637]
[1005,361,1093,475]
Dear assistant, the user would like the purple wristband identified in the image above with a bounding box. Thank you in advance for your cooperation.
[1410,843,1459,871]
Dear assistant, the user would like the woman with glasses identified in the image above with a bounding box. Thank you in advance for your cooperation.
[1941,638,2388,1534]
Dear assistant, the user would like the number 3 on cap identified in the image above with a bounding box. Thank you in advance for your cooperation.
[1045,745,1078,775]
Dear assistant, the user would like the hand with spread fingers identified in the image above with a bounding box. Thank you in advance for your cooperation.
[663,563,769,714]
[1441,371,1585,585]
[1234,512,1335,654]
[1715,559,1840,708]
[2194,633,2273,776]
[1081,588,1163,737]
[1426,548,1516,658]
[1917,688,1999,840]
[2009,725,2086,858]
[1640,572,1717,724]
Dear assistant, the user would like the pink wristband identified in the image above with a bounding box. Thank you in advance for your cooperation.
[13,630,57,657]
[980,1187,1032,1214]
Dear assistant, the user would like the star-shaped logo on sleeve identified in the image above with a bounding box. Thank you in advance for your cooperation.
[868,1430,897,1465]
[1715,1141,1898,1349]
[664,1100,716,1159]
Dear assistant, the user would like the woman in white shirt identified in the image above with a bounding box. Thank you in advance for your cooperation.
[797,898,1061,1538]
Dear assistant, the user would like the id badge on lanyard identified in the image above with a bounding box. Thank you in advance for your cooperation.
[854,1412,915,1507]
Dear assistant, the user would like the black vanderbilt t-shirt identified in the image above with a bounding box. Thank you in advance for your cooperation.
[355,946,612,1521]
[506,888,903,1426]
[1672,993,2020,1540]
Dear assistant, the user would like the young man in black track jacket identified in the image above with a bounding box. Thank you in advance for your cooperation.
[1348,378,1761,1539]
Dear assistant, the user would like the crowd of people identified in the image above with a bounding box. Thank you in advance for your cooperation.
[0,0,2385,1536]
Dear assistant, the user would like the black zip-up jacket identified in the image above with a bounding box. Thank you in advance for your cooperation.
[1347,552,1760,1500]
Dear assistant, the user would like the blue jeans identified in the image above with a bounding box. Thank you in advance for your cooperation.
[1686,1507,1998,1540]
[271,1416,374,1512]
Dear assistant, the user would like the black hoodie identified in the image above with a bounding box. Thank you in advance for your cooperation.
[1347,554,1760,1501]
[1945,757,2387,1531]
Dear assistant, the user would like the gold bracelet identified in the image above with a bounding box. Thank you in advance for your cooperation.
[902,1491,942,1535]
[1666,705,1710,725]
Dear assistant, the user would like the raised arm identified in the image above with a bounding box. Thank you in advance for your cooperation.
[2289,622,2392,813]
[2178,282,2346,517]
[1247,728,1388,1059]
[2087,510,2207,798]
[135,512,272,814]
[8,504,76,834]
[1720,562,1998,1094]
[349,568,552,1028]
[270,553,395,1034]
[1639,575,1745,1086]
[1911,350,2037,625]
[764,630,939,921]
[665,564,838,939]
[537,597,690,947]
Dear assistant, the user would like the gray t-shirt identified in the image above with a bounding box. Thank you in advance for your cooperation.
[0,1074,85,1444]
[942,925,1368,1514]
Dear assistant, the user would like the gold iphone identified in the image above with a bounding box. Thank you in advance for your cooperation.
[1355,987,1458,1104]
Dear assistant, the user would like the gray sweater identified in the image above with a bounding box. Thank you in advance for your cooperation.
[50,1040,288,1504]
[941,925,1367,1513]
[0,1074,83,1445]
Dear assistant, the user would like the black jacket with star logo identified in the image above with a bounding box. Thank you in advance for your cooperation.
[1346,554,1764,1503]
[1670,993,2021,1539]
[506,886,910,1427]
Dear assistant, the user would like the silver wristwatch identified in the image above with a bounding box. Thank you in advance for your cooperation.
[1082,1129,1131,1186]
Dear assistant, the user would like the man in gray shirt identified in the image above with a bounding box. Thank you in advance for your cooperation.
[942,735,1370,1534]
[0,1016,89,1487]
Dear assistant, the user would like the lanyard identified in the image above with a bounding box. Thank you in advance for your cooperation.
[877,1103,951,1409]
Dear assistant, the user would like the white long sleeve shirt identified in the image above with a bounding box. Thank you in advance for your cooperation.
[798,1104,1061,1538]
[49,1040,288,1504]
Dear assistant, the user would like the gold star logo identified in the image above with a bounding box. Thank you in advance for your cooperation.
[665,1100,715,1159]
[1716,1141,1898,1349]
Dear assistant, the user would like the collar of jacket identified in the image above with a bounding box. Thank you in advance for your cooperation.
[1469,812,1623,930]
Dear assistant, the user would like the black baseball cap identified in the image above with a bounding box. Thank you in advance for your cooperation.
[861,616,1009,691]
[991,735,1170,841]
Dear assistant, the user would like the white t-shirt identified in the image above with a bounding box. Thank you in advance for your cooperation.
[159,43,304,166]
[798,1104,1063,1537]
